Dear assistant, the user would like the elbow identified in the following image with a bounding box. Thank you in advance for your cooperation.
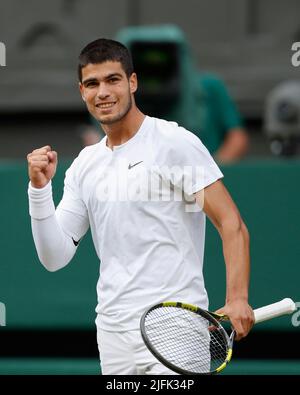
[42,263,62,273]
[38,253,70,272]
[219,213,250,242]
[241,220,250,245]
[238,130,250,157]
[35,238,75,272]
[42,262,60,273]
[233,216,250,246]
[234,127,250,151]
[41,261,66,273]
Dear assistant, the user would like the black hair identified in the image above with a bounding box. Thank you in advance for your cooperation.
[78,38,134,82]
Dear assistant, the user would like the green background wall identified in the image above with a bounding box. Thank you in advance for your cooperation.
[0,159,299,332]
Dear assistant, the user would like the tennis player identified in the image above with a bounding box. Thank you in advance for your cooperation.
[27,38,254,375]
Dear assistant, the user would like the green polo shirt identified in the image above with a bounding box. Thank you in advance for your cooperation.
[194,73,244,154]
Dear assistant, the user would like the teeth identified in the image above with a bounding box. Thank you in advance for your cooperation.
[97,103,115,109]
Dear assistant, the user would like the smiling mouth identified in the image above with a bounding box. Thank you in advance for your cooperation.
[96,102,116,109]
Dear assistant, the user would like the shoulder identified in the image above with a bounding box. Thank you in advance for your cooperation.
[198,72,225,87]
[151,116,201,146]
[77,142,101,160]
[66,141,102,177]
[150,117,211,164]
[198,73,228,96]
[198,73,229,98]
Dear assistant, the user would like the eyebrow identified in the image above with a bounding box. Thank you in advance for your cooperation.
[82,73,123,86]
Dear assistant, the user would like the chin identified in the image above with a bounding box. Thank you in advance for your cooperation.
[99,113,125,125]
[100,118,119,125]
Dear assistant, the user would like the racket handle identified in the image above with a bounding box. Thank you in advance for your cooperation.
[254,298,296,324]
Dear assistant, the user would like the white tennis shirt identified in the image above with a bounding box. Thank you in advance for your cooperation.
[28,116,223,331]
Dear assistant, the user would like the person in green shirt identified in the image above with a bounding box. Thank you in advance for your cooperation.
[195,72,249,164]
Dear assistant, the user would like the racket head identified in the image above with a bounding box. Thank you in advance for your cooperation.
[140,302,234,375]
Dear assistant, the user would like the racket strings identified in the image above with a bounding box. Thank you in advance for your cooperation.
[144,307,229,373]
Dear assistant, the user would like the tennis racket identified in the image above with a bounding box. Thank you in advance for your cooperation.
[140,298,296,375]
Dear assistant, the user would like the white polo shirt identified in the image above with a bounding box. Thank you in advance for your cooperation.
[32,116,223,331]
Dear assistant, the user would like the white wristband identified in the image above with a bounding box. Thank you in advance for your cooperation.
[28,181,56,219]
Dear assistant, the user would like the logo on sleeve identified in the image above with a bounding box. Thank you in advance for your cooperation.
[72,237,80,247]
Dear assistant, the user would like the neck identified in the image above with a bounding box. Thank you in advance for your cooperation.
[102,106,146,150]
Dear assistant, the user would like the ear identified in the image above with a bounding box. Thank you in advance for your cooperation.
[79,82,86,102]
[129,73,138,94]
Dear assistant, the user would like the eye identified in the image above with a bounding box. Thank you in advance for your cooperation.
[108,77,119,83]
[86,81,97,88]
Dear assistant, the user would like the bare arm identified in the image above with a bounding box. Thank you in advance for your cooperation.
[196,179,254,340]
[214,128,249,164]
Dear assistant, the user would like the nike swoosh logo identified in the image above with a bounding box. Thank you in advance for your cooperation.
[128,161,143,170]
[72,237,80,247]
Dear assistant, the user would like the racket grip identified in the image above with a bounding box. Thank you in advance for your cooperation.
[254,298,296,324]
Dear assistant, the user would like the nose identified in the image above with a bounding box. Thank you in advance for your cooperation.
[96,82,110,99]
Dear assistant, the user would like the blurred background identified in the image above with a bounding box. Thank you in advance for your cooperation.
[0,0,300,375]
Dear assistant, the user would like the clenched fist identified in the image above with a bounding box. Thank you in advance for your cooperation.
[27,145,58,188]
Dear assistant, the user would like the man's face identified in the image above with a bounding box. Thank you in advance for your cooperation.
[79,61,137,125]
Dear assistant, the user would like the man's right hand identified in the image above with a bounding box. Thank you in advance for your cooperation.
[27,145,58,188]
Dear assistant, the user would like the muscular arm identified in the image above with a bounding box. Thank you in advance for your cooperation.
[195,179,254,340]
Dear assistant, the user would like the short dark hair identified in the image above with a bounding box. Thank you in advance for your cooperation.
[78,38,134,82]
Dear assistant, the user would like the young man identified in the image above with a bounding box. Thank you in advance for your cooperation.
[27,38,254,375]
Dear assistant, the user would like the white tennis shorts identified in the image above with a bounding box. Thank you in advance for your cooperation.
[97,328,178,375]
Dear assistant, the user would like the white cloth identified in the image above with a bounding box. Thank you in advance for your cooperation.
[97,328,178,375]
[28,116,223,332]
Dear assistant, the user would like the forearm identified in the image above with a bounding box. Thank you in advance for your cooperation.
[31,214,76,272]
[28,182,77,271]
[220,220,250,302]
[201,180,253,338]
[214,129,249,164]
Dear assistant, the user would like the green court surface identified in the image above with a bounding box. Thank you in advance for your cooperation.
[0,358,300,375]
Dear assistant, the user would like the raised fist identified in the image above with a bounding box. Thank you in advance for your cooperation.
[27,145,58,188]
